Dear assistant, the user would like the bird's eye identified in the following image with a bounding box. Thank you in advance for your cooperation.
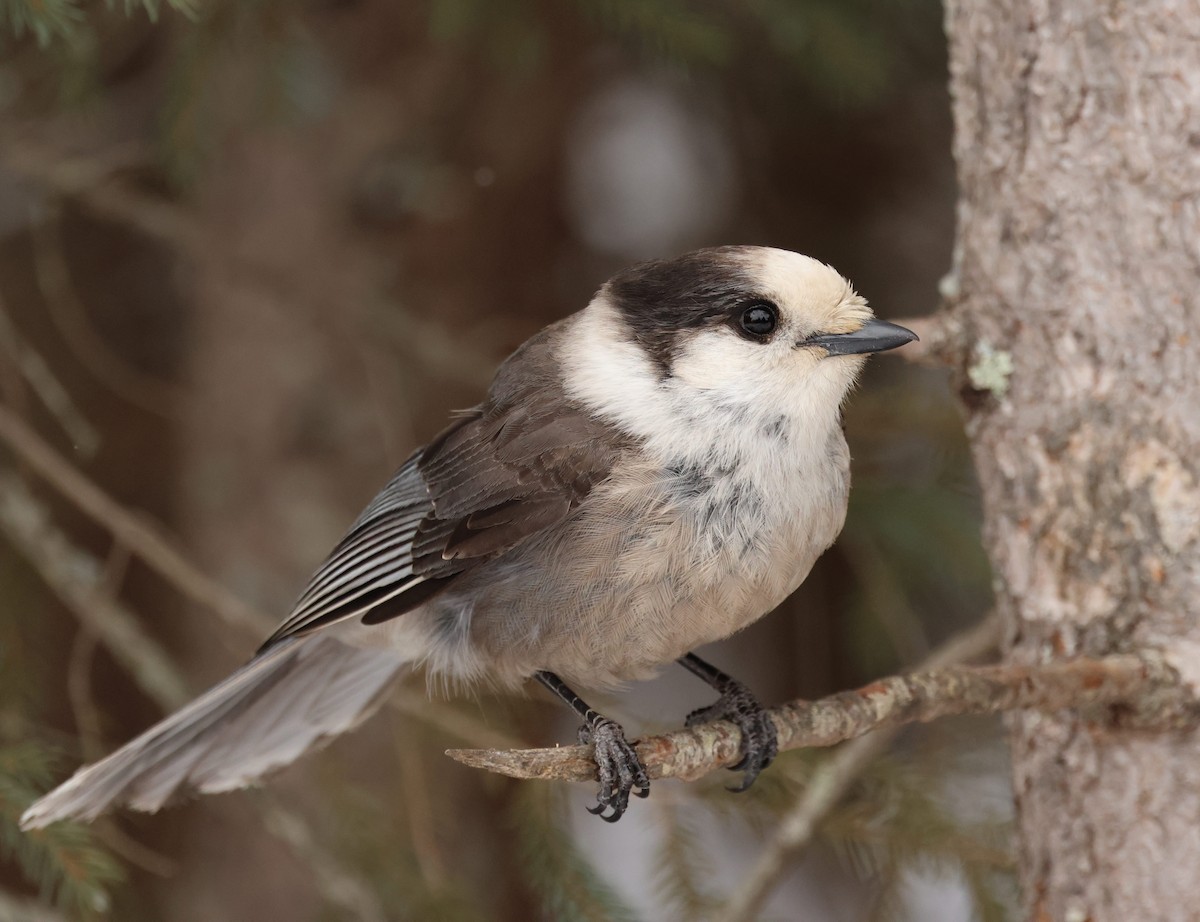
[738,301,778,339]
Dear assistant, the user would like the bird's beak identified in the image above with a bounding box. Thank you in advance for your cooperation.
[803,318,918,356]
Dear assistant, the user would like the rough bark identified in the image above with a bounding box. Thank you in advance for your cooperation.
[447,646,1199,785]
[945,2,1200,919]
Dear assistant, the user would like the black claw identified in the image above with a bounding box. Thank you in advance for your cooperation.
[593,804,622,824]
[534,672,650,822]
[580,717,650,822]
[586,802,620,823]
[685,681,778,793]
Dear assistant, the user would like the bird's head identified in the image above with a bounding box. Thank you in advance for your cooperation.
[566,246,916,433]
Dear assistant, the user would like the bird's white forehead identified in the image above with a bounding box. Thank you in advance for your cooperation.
[744,248,865,328]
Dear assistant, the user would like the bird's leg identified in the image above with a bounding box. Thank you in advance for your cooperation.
[535,671,649,822]
[678,652,778,792]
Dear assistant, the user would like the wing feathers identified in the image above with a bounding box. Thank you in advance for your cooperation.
[264,323,633,642]
[443,497,571,560]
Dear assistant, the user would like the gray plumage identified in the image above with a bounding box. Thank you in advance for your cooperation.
[21,245,915,829]
[20,638,402,826]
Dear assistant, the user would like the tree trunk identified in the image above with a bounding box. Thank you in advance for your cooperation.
[945,2,1200,918]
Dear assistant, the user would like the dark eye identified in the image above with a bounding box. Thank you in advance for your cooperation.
[738,301,778,339]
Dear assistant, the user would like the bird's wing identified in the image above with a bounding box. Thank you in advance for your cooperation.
[261,324,630,646]
[259,454,432,647]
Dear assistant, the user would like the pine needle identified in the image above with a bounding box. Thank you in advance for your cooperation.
[0,0,84,45]
[651,800,719,919]
[511,786,641,922]
[0,743,123,918]
[579,0,732,67]
[817,755,1015,920]
[0,0,196,46]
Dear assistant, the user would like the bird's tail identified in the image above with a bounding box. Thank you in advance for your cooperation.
[20,636,405,829]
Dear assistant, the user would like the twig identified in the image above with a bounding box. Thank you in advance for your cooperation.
[445,623,1199,785]
[92,821,178,879]
[842,534,930,663]
[0,403,523,756]
[0,471,386,920]
[389,687,524,752]
[0,294,99,456]
[395,735,449,891]
[260,800,389,922]
[0,402,521,750]
[0,403,273,639]
[1,138,496,389]
[887,313,966,367]
[715,615,1003,922]
[67,543,132,761]
[0,471,190,709]
[65,627,104,762]
[29,203,186,419]
[0,140,202,253]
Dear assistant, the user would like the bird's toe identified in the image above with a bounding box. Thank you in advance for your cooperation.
[581,718,649,822]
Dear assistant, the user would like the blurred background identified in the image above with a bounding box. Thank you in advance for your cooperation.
[0,1,1007,919]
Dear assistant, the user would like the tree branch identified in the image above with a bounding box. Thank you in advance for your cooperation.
[0,471,191,709]
[0,293,98,456]
[715,612,1004,922]
[0,138,497,390]
[446,639,1199,785]
[0,469,394,920]
[0,419,523,919]
[0,403,273,639]
[886,312,966,366]
[29,204,188,419]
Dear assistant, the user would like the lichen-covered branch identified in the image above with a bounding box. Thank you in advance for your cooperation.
[446,647,1200,785]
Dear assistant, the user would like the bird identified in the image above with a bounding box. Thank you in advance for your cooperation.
[21,245,916,828]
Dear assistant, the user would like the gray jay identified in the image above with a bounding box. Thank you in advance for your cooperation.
[21,245,915,827]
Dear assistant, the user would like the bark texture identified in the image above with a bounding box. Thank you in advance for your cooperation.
[447,648,1197,785]
[945,2,1200,918]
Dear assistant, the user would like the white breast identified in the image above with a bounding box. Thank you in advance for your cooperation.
[514,299,854,684]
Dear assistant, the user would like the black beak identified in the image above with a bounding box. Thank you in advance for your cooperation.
[803,318,918,356]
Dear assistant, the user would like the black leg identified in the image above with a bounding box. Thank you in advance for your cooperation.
[677,653,778,792]
[535,671,650,822]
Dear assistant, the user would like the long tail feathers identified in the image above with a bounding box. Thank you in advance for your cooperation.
[20,637,405,829]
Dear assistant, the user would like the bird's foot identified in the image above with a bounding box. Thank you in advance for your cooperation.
[685,681,778,792]
[577,718,650,822]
